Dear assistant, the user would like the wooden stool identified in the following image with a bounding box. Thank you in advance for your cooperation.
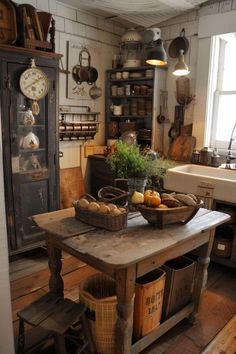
[17,292,95,354]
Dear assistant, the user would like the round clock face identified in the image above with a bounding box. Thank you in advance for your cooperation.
[19,67,49,101]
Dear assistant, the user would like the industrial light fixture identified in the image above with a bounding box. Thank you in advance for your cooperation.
[146,38,167,66]
[173,49,190,76]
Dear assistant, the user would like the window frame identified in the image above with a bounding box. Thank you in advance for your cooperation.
[207,34,236,152]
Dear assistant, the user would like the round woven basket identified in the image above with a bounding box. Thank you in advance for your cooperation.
[98,186,128,206]
[79,273,117,354]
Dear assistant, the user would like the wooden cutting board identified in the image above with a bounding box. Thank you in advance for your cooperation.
[60,167,85,209]
[168,135,196,162]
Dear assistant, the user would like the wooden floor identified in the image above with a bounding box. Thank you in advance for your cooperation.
[10,247,236,354]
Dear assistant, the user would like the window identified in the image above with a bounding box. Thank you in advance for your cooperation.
[206,33,236,152]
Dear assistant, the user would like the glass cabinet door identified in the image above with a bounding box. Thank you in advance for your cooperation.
[7,62,58,248]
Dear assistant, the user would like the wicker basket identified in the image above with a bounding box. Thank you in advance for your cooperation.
[79,273,117,354]
[137,198,203,229]
[73,194,128,231]
[98,186,129,206]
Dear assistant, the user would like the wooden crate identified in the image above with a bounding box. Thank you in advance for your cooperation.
[133,268,166,340]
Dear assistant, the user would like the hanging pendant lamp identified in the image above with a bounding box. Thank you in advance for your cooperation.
[146,39,167,66]
[173,49,190,76]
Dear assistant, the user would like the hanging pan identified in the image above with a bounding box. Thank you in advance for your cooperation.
[72,48,89,84]
[89,83,102,99]
[168,28,189,58]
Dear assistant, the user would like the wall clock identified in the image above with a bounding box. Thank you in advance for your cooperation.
[19,58,49,115]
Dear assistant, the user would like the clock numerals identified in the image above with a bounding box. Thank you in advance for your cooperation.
[19,64,49,102]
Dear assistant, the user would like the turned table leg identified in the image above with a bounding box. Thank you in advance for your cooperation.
[191,229,215,321]
[115,266,136,354]
[46,235,64,296]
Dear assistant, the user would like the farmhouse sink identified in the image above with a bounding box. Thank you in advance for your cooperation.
[164,164,236,204]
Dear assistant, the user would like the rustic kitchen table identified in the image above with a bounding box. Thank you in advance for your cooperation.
[32,207,230,354]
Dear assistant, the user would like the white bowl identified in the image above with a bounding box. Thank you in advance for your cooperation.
[123,59,141,68]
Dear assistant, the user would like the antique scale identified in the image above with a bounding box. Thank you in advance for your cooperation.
[19,58,49,115]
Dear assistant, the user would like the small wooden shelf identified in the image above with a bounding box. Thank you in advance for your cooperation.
[138,137,152,141]
[109,66,154,72]
[59,111,100,115]
[19,148,45,153]
[60,130,97,134]
[110,115,152,119]
[18,125,45,128]
[59,106,100,141]
[131,303,194,354]
[111,77,153,83]
[210,254,236,268]
[19,168,47,175]
[110,95,152,99]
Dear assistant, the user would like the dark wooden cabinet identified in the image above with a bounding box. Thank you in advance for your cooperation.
[211,200,236,267]
[0,45,61,254]
[88,155,115,197]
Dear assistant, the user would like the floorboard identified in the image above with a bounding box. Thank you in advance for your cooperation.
[10,251,236,354]
[201,314,236,354]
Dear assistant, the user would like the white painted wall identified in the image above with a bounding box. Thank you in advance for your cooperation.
[159,0,236,150]
[53,1,124,179]
[158,9,199,150]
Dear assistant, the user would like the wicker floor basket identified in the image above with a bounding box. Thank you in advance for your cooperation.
[79,274,117,354]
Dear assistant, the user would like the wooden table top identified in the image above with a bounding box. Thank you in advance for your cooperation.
[33,208,230,269]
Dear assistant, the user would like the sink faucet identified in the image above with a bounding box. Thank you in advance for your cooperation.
[226,122,236,166]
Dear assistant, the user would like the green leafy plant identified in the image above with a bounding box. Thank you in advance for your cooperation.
[146,157,175,190]
[106,141,175,185]
[106,141,149,178]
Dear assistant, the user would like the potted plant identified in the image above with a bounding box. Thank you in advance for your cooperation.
[106,140,175,194]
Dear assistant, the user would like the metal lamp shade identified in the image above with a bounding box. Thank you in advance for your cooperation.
[173,50,190,76]
[146,39,167,66]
